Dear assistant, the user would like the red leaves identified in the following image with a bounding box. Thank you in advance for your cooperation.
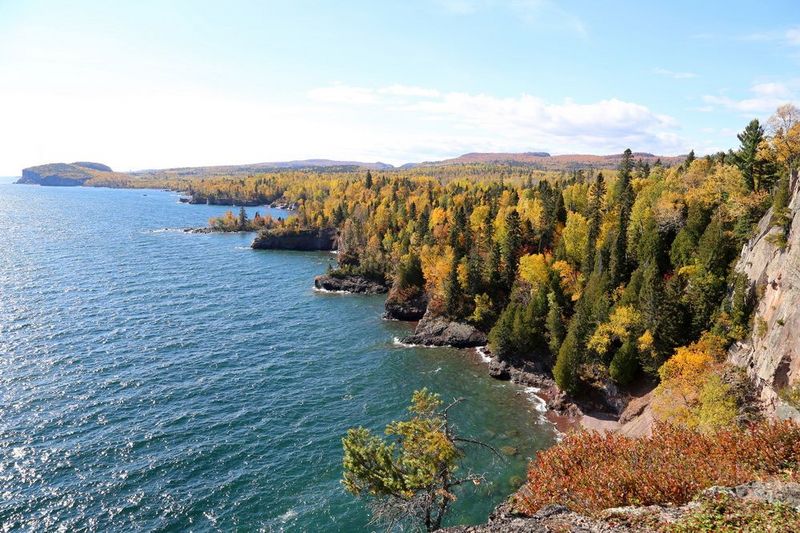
[515,421,800,515]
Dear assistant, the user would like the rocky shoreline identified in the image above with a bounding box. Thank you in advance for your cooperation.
[313,274,389,294]
[399,310,487,348]
[252,227,338,251]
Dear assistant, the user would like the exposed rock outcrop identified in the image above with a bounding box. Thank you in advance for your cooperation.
[251,227,339,251]
[727,170,800,421]
[314,274,388,294]
[446,481,800,532]
[400,310,487,348]
[383,285,428,320]
[17,162,113,186]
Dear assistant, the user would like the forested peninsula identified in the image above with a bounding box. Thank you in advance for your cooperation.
[18,105,800,530]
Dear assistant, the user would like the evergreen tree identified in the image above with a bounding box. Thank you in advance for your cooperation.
[609,339,638,385]
[734,119,775,191]
[582,172,605,273]
[466,248,483,297]
[365,170,373,189]
[488,303,516,359]
[238,206,248,229]
[501,209,522,290]
[610,150,635,286]
[554,329,581,394]
[545,291,566,356]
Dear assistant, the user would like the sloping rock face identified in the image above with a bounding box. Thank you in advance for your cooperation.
[314,274,388,294]
[18,163,95,186]
[400,310,487,348]
[727,170,800,420]
[251,227,338,251]
[383,285,428,320]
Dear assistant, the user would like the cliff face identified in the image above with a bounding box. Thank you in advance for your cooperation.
[251,227,339,251]
[17,162,115,186]
[727,170,800,421]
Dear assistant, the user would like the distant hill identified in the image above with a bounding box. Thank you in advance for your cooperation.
[132,159,394,179]
[17,162,121,186]
[18,152,687,186]
[417,152,686,170]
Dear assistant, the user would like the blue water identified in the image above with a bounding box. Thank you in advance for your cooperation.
[0,184,556,531]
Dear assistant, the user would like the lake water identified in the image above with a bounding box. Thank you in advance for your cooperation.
[0,183,556,531]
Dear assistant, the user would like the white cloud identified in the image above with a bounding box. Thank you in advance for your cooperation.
[703,80,800,114]
[742,26,800,47]
[302,83,686,158]
[653,68,698,80]
[378,85,441,98]
[0,79,691,174]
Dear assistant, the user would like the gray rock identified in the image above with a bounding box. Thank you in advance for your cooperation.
[400,311,487,348]
[314,274,388,294]
[727,169,800,416]
[251,227,338,251]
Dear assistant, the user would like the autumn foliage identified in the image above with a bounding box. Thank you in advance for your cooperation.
[514,421,800,515]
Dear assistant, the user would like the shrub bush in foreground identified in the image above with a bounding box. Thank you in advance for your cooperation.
[515,421,800,515]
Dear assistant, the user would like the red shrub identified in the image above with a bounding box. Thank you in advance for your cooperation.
[515,421,800,515]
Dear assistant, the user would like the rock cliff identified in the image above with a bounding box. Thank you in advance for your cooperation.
[400,310,487,348]
[727,170,800,421]
[17,162,113,186]
[251,227,339,251]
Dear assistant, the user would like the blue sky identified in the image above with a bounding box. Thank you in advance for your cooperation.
[0,0,798,174]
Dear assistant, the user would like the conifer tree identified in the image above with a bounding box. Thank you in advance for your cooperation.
[734,118,774,191]
[545,291,565,356]
[501,209,522,290]
[238,206,248,229]
[582,172,605,273]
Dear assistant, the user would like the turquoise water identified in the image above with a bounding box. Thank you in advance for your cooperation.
[0,184,556,531]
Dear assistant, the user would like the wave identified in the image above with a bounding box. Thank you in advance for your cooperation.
[392,337,438,349]
[312,286,351,295]
[523,386,548,413]
[475,346,492,364]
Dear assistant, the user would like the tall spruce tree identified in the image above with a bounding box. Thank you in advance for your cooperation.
[501,209,522,291]
[582,172,605,273]
[610,150,635,286]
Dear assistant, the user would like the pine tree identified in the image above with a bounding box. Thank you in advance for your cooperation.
[735,119,766,191]
[502,209,522,290]
[545,291,565,356]
[238,206,248,229]
[488,303,516,359]
[449,205,469,259]
[554,329,580,394]
[582,172,605,273]
[610,150,635,286]
[466,248,483,297]
[365,170,373,189]
[609,339,638,385]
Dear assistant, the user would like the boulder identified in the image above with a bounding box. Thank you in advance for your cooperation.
[400,311,487,348]
[314,274,388,294]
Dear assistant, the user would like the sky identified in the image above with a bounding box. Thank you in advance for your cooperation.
[0,0,798,174]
